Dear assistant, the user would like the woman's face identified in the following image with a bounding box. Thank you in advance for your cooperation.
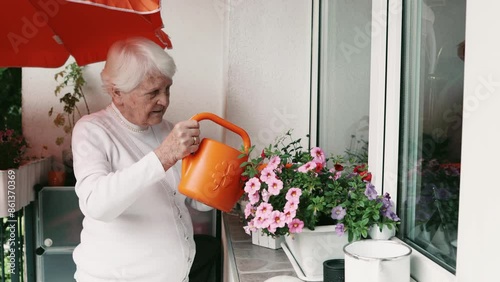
[117,74,172,127]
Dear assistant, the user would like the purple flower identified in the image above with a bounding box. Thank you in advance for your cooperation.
[387,211,400,222]
[335,224,345,236]
[364,183,378,200]
[331,206,346,220]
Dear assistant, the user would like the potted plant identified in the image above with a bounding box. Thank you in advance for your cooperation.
[47,62,90,185]
[239,131,400,277]
[412,158,460,249]
[0,128,28,170]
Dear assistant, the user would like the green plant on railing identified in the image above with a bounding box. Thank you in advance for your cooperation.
[48,62,90,146]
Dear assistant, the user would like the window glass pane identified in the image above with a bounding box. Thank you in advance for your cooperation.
[318,0,371,161]
[399,0,465,272]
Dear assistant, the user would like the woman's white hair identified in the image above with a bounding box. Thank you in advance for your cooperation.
[101,37,176,94]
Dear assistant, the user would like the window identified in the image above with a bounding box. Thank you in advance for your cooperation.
[314,0,465,280]
[316,0,372,162]
[399,0,465,273]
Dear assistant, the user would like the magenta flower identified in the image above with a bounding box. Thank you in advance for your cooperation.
[288,218,304,233]
[331,206,346,220]
[286,187,302,201]
[244,177,261,194]
[298,161,317,173]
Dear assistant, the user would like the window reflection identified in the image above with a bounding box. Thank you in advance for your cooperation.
[318,0,372,161]
[400,0,465,271]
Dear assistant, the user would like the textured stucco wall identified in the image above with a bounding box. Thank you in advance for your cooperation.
[225,0,312,155]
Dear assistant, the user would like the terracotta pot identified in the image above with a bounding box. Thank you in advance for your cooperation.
[48,170,66,186]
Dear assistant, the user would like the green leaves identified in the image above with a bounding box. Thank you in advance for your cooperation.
[240,131,400,241]
[49,62,90,147]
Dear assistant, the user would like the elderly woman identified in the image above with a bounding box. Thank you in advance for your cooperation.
[71,37,214,282]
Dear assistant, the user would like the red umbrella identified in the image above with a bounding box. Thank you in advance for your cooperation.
[0,0,172,68]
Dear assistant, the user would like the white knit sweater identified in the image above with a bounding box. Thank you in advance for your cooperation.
[72,104,204,282]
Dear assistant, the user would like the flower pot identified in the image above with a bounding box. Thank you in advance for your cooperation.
[48,170,66,186]
[368,225,396,240]
[344,240,411,282]
[284,225,349,278]
[252,229,284,249]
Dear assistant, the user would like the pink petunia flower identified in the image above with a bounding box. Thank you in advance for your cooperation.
[261,189,271,202]
[284,199,299,212]
[286,188,302,201]
[243,220,257,235]
[266,178,283,195]
[267,155,281,170]
[244,177,261,194]
[310,147,326,166]
[334,171,342,180]
[256,202,273,217]
[268,211,286,233]
[288,218,304,233]
[260,167,276,183]
[249,191,260,204]
[244,202,256,219]
[253,215,270,229]
[283,208,297,224]
[298,161,317,173]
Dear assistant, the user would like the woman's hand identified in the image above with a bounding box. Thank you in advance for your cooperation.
[154,120,200,170]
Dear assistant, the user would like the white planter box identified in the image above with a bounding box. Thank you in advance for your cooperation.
[284,225,349,278]
[0,157,51,217]
[251,229,284,249]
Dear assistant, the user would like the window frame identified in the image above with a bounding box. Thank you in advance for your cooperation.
[311,0,458,280]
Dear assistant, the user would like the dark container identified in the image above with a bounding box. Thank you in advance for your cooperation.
[323,259,345,282]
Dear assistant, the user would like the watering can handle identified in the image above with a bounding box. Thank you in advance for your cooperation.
[190,112,251,153]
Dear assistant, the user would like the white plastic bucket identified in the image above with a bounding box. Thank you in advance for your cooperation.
[343,240,412,282]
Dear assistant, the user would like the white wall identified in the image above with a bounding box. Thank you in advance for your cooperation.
[456,0,500,280]
[225,0,312,154]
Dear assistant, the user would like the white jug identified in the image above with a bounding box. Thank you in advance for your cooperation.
[343,240,412,282]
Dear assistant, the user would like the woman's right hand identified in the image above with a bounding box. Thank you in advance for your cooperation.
[154,120,200,170]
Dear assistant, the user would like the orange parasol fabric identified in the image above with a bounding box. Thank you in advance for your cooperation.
[0,0,172,68]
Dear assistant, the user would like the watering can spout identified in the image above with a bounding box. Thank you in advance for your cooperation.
[178,112,251,212]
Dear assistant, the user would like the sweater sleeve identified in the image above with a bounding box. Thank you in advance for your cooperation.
[72,117,166,222]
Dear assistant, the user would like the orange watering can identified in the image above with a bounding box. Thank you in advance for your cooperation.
[178,112,251,212]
